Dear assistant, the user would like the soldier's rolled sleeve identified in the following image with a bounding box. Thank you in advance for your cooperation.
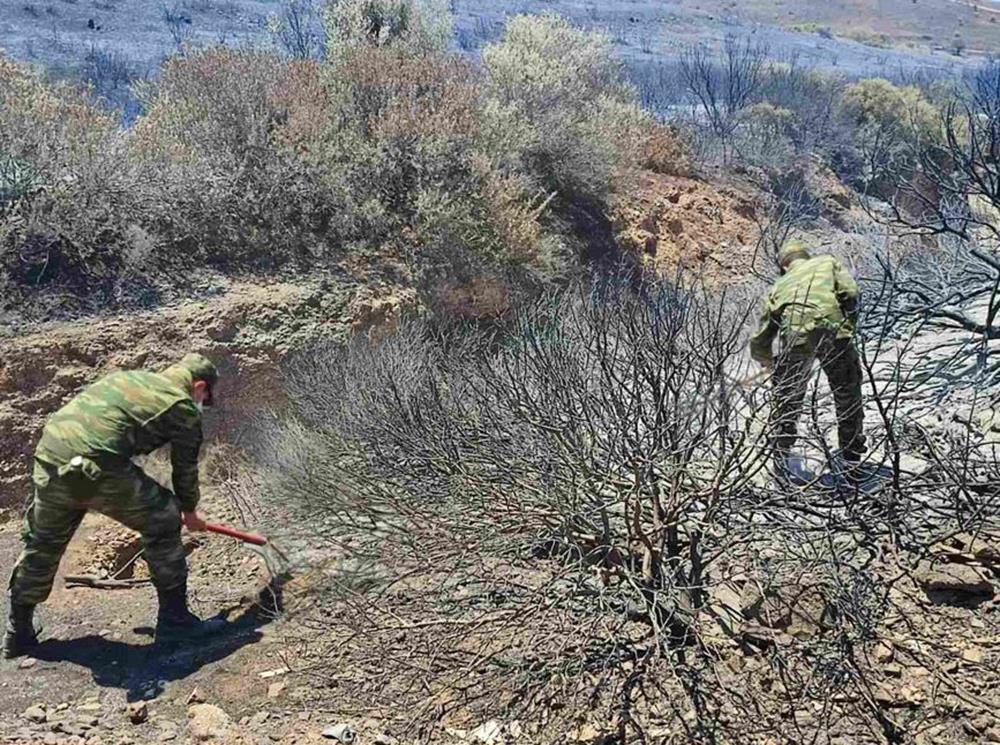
[160,401,203,512]
[749,299,778,365]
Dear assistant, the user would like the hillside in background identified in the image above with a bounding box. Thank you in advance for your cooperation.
[1,0,997,118]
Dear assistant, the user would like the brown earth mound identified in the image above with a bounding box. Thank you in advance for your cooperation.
[613,171,761,283]
[0,279,418,514]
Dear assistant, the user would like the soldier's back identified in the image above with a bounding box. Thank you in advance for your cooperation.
[769,255,846,340]
[35,369,188,467]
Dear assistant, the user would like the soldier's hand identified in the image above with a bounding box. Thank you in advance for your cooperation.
[182,511,208,532]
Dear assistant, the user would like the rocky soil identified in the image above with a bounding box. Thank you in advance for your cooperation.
[0,165,998,743]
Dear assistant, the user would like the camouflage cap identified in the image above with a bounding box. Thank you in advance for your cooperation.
[177,352,218,405]
[778,238,811,267]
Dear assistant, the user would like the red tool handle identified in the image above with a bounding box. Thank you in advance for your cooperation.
[204,522,268,546]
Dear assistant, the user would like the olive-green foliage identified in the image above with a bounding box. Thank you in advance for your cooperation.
[0,5,648,297]
[131,49,336,266]
[482,13,651,202]
[0,153,39,206]
[0,54,148,282]
[842,77,940,143]
[325,0,453,55]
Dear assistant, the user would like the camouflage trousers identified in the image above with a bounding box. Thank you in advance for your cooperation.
[769,332,866,460]
[7,459,187,607]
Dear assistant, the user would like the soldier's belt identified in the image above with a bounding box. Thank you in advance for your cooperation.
[55,454,130,480]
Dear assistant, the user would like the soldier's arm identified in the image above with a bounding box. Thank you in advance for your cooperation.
[748,297,779,366]
[833,259,860,324]
[158,400,204,512]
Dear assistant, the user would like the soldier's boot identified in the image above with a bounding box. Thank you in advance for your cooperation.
[155,583,225,643]
[839,449,867,485]
[3,604,40,659]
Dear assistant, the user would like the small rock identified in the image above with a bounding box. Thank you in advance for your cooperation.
[125,701,148,724]
[54,721,87,737]
[321,723,357,743]
[914,562,994,597]
[258,668,289,679]
[872,640,894,664]
[963,647,985,664]
[23,704,47,723]
[43,734,58,745]
[470,720,503,744]
[567,724,609,744]
[18,657,37,669]
[76,703,102,713]
[248,711,270,729]
[266,681,286,700]
[188,704,231,742]
[156,720,179,742]
[186,688,206,705]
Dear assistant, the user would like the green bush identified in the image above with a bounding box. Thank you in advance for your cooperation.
[132,48,336,266]
[325,0,453,55]
[0,53,147,284]
[0,5,649,306]
[482,13,651,203]
[842,77,940,142]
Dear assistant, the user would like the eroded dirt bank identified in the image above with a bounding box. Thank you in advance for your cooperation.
[0,278,417,515]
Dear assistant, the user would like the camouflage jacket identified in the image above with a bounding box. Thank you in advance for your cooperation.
[749,255,860,365]
[34,364,203,511]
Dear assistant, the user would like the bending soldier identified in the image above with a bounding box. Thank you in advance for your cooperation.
[749,239,866,480]
[4,353,224,658]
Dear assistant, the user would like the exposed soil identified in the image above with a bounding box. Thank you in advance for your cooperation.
[612,171,761,284]
[0,276,419,515]
[0,169,998,744]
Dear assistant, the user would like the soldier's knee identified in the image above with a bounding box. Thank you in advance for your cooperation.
[144,500,182,541]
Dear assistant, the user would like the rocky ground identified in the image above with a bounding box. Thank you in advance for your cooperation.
[0,491,350,745]
[1,163,998,742]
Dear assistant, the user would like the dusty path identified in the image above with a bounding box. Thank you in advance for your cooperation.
[0,508,332,745]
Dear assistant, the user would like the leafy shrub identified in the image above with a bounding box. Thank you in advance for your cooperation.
[0,53,146,285]
[482,13,651,202]
[839,77,942,192]
[131,47,336,266]
[325,0,453,55]
[0,5,650,308]
[732,102,797,168]
[842,77,940,141]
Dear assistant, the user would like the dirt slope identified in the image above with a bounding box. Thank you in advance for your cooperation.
[0,277,417,515]
[612,171,760,283]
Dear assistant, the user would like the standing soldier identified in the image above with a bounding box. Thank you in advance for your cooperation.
[4,353,224,658]
[749,239,866,481]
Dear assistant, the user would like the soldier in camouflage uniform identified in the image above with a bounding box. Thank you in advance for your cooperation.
[749,239,866,479]
[3,353,224,658]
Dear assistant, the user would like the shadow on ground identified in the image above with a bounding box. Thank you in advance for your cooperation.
[31,600,277,702]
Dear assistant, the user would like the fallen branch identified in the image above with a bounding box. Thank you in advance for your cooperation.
[64,574,151,590]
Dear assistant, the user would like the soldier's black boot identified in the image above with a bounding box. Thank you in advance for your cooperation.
[155,583,225,643]
[3,603,40,659]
